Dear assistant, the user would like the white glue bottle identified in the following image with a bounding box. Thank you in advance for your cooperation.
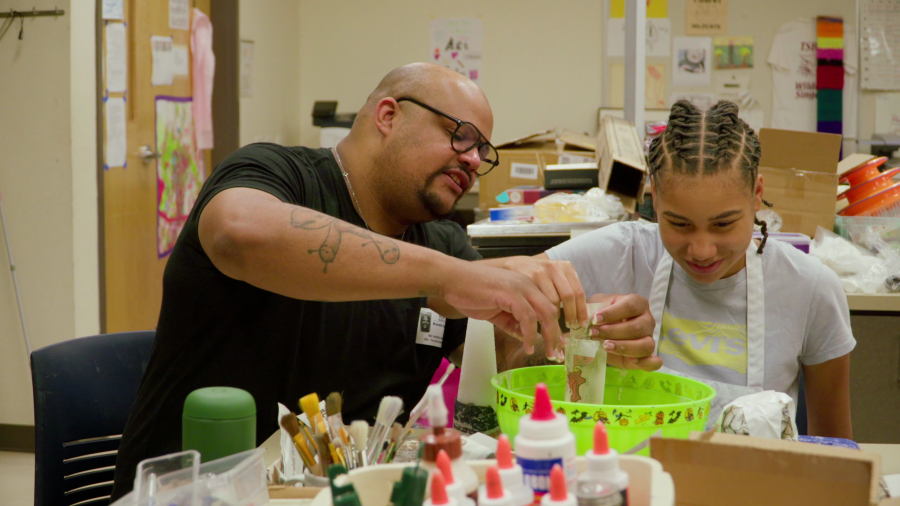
[478,466,514,506]
[424,469,458,506]
[496,434,534,506]
[436,450,476,506]
[514,383,577,497]
[541,464,577,506]
[420,385,479,498]
[578,422,629,505]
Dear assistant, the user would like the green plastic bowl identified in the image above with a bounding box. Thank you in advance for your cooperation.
[491,366,715,456]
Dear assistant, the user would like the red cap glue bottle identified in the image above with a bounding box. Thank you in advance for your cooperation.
[496,434,534,506]
[424,470,458,506]
[577,422,629,505]
[436,450,476,506]
[478,466,513,506]
[514,383,577,497]
[541,464,577,506]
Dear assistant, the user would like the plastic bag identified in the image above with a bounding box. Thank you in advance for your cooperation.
[811,226,900,294]
[584,188,627,220]
[715,391,798,441]
[534,192,610,223]
[755,209,783,233]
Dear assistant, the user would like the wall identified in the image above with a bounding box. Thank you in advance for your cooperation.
[297,0,875,152]
[0,0,79,426]
[239,0,302,147]
[297,0,604,149]
[603,0,862,152]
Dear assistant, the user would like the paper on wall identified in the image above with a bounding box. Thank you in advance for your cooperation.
[565,302,609,404]
[169,0,190,30]
[673,37,712,87]
[102,0,123,20]
[685,0,728,35]
[430,18,483,86]
[611,63,667,109]
[172,45,189,76]
[606,18,671,57]
[240,40,254,97]
[670,92,717,109]
[151,36,174,86]
[610,0,668,18]
[105,97,127,168]
[106,23,127,93]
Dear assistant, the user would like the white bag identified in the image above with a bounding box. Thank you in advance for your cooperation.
[715,391,799,441]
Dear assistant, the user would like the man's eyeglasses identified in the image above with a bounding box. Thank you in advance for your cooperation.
[395,97,499,177]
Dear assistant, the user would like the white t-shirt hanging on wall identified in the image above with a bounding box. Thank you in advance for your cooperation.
[767,18,858,138]
[545,222,856,407]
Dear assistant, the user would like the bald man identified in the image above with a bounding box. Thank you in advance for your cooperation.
[111,63,655,498]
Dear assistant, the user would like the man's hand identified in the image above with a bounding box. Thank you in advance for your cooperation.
[436,261,564,360]
[495,255,589,330]
[587,293,662,371]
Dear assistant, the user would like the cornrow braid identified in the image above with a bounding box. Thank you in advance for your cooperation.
[648,100,768,253]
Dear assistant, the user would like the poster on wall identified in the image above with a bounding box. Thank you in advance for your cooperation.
[102,0,123,20]
[430,18,483,86]
[673,37,712,87]
[610,0,668,18]
[607,18,671,57]
[156,97,205,258]
[610,63,667,109]
[714,36,753,69]
[106,22,127,92]
[686,0,727,35]
[169,0,190,30]
[105,97,127,168]
[240,40,254,97]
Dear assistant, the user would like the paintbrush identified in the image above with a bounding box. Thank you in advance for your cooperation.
[325,392,351,447]
[365,396,403,466]
[279,413,319,475]
[383,422,404,463]
[317,418,343,467]
[312,432,333,470]
[299,393,326,434]
[395,364,456,452]
[348,420,368,469]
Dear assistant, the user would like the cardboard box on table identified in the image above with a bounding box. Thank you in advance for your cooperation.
[477,129,595,211]
[651,431,896,506]
[758,128,843,238]
[596,115,649,213]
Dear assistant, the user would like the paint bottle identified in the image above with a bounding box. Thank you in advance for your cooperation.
[514,383,577,497]
[478,466,514,506]
[420,385,479,497]
[436,450,476,506]
[577,423,628,505]
[541,464,577,506]
[496,434,534,506]
[424,469,458,506]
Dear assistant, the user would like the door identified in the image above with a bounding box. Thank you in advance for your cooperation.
[101,0,211,333]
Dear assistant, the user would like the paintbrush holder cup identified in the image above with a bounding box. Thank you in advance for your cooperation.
[182,386,256,463]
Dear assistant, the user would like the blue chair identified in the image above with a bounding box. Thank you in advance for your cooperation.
[31,331,156,506]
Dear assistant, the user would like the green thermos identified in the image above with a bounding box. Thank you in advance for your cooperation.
[182,386,256,463]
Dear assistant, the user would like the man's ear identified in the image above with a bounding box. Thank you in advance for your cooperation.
[373,98,400,137]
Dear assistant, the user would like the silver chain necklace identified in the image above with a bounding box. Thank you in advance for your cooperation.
[332,148,406,241]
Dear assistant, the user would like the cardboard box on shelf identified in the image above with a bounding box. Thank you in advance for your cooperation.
[596,115,648,213]
[651,431,890,506]
[477,129,595,211]
[758,128,843,238]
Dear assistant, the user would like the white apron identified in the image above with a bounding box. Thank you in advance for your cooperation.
[649,242,766,426]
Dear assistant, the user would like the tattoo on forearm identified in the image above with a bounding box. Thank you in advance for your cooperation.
[290,208,400,272]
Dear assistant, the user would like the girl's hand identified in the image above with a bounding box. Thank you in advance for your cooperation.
[587,293,663,372]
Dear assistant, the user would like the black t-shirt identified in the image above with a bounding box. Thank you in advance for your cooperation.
[111,144,480,499]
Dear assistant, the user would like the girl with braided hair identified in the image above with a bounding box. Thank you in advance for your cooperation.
[540,100,854,437]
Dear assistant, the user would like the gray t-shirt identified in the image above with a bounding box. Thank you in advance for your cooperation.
[546,221,856,405]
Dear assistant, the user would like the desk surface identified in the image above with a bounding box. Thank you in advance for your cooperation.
[847,293,900,312]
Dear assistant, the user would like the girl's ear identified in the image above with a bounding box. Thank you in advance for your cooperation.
[753,174,764,212]
[650,178,658,204]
